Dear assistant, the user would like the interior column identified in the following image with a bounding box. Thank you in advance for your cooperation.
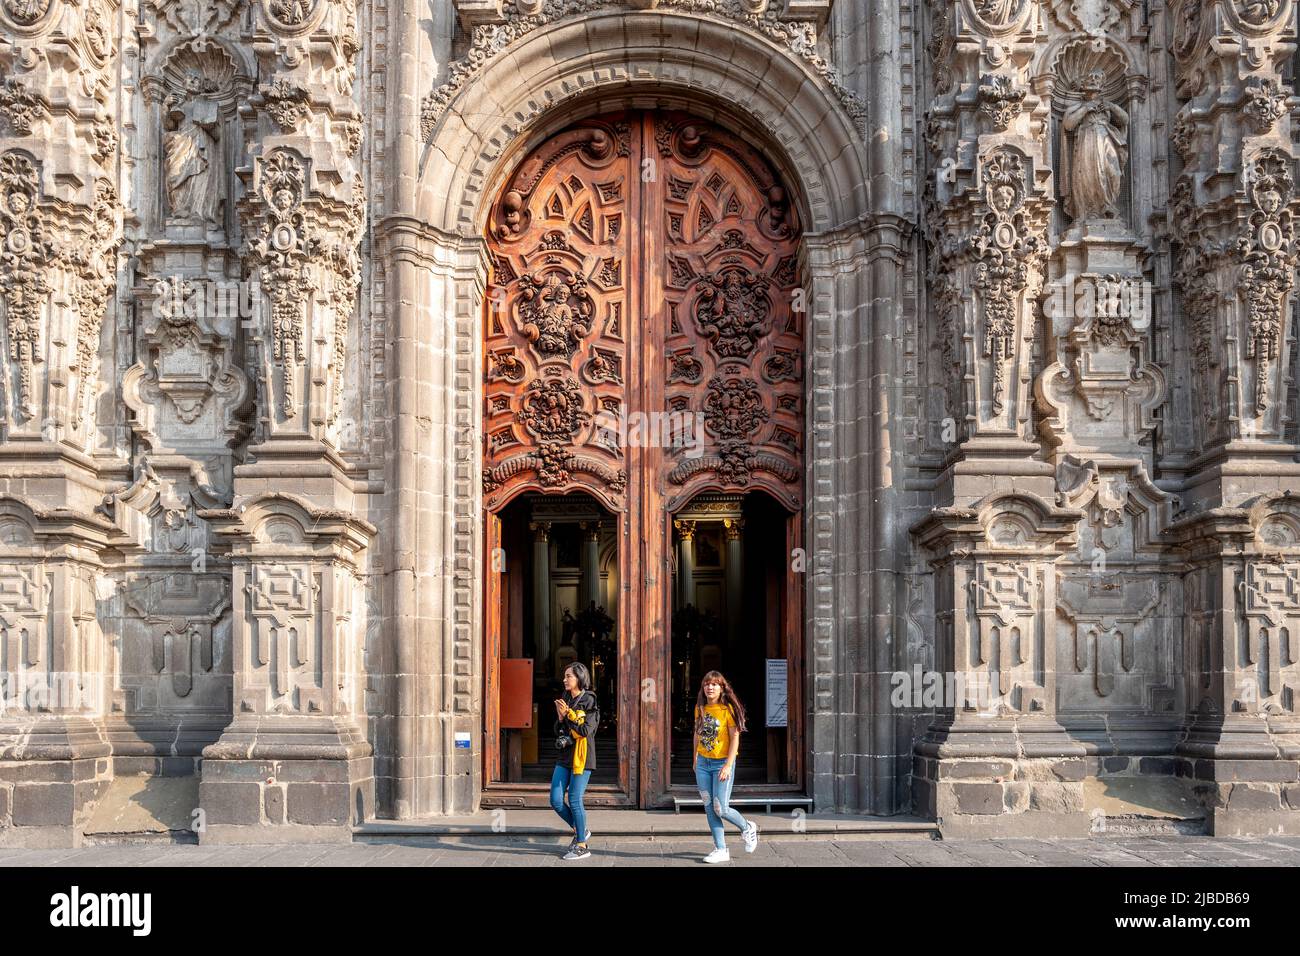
[580,521,601,610]
[724,518,744,659]
[531,521,551,678]
[675,520,696,610]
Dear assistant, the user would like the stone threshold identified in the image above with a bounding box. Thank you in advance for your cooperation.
[354,809,940,840]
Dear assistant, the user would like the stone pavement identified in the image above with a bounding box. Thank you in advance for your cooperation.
[2,835,1299,867]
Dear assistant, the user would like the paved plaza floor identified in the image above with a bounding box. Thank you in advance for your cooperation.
[3,834,1299,867]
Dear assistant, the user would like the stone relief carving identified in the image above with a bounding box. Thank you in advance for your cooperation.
[1057,575,1159,700]
[974,149,1047,415]
[0,150,122,434]
[200,497,374,718]
[703,374,769,440]
[0,0,55,28]
[1240,561,1300,712]
[122,573,229,700]
[122,276,252,452]
[144,0,243,36]
[265,0,320,30]
[1239,148,1295,416]
[0,78,44,135]
[1046,0,1137,35]
[0,152,47,423]
[245,150,316,418]
[978,73,1025,132]
[518,375,590,441]
[421,1,868,143]
[1243,76,1289,134]
[259,76,311,131]
[69,177,122,431]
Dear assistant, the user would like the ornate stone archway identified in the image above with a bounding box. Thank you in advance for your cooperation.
[375,2,906,817]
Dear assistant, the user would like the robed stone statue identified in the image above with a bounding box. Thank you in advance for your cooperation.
[163,90,225,228]
[1061,71,1129,222]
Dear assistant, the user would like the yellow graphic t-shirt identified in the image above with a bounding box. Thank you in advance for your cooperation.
[695,703,736,759]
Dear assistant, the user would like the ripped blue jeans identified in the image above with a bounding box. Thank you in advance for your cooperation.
[694,755,749,850]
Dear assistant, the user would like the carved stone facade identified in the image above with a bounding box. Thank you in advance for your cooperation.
[1,0,1298,844]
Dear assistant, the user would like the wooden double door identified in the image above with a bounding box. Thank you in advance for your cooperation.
[482,111,805,806]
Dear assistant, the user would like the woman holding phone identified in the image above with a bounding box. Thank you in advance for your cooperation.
[693,671,759,863]
[550,662,599,861]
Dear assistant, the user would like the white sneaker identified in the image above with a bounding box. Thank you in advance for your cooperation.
[742,821,759,853]
[702,847,730,864]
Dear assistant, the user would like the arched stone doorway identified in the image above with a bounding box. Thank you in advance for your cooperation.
[480,111,806,807]
[383,9,889,818]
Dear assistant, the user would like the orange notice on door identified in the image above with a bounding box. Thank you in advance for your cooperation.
[501,659,534,728]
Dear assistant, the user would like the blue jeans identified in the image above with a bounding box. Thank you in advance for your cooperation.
[550,764,592,841]
[694,755,749,850]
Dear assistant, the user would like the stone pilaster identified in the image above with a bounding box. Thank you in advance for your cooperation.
[1168,0,1300,834]
[196,494,373,843]
[912,494,1088,836]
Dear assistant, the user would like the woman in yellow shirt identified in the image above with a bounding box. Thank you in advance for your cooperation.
[693,671,759,863]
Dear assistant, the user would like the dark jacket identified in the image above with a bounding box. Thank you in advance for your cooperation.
[554,689,599,771]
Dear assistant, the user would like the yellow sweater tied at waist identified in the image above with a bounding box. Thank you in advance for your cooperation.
[568,709,588,774]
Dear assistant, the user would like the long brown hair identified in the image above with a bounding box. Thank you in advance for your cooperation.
[695,671,747,733]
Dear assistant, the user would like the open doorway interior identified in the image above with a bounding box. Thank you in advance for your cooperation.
[669,492,795,787]
[494,492,619,786]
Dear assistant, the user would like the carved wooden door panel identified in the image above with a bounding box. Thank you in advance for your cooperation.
[636,113,804,804]
[651,115,804,513]
[484,118,633,512]
[485,111,803,805]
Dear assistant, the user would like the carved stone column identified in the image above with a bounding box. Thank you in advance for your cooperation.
[196,0,372,842]
[0,0,124,846]
[724,518,743,656]
[1167,0,1300,834]
[914,0,1083,835]
[530,521,551,675]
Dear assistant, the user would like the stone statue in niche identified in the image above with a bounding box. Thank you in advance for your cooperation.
[1061,71,1129,222]
[163,82,225,229]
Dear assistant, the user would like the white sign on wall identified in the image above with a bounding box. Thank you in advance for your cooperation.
[766,659,788,728]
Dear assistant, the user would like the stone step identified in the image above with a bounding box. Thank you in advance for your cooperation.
[354,809,940,842]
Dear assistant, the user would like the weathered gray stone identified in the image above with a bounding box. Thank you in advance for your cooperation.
[286,784,350,827]
[200,783,263,827]
[1225,784,1282,812]
[265,786,286,825]
[12,785,73,827]
[1029,783,1084,814]
[0,0,1297,848]
[950,783,1005,816]
[939,760,1014,780]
